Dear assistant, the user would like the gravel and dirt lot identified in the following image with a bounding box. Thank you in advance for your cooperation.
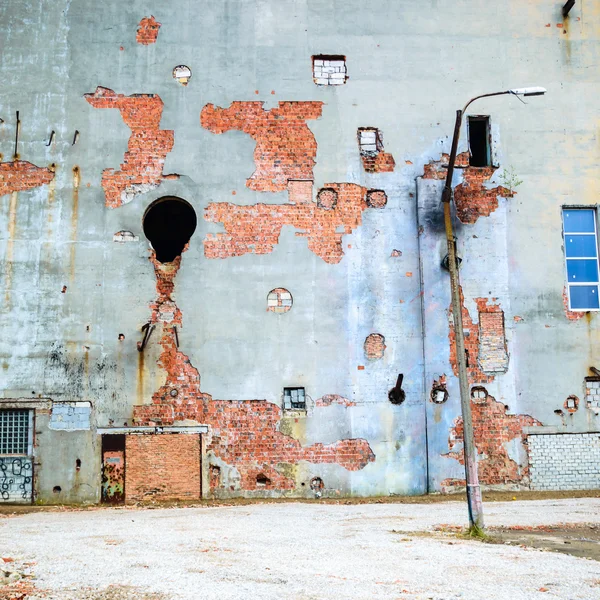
[1,497,600,600]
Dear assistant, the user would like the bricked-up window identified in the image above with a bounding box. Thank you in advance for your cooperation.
[468,116,491,167]
[267,288,293,313]
[0,410,32,455]
[283,387,306,410]
[312,55,347,86]
[563,208,600,310]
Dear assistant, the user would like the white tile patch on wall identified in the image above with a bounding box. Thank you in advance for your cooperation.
[313,57,347,86]
[528,432,600,490]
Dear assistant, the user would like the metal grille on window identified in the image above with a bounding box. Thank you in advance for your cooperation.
[563,208,600,310]
[0,410,31,455]
[283,387,306,410]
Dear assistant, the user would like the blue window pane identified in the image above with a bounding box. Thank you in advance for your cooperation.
[567,259,599,282]
[563,209,596,233]
[565,235,598,258]
[567,259,598,283]
[569,285,600,310]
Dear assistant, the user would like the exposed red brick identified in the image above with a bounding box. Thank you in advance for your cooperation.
[448,290,506,385]
[84,87,175,208]
[0,161,54,197]
[562,287,586,321]
[443,392,542,486]
[204,182,378,264]
[422,152,513,224]
[125,434,200,502]
[149,254,183,325]
[200,101,323,192]
[361,151,395,173]
[315,395,356,407]
[364,333,385,360]
[134,252,375,492]
[136,15,161,45]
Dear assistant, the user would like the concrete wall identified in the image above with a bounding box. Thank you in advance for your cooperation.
[0,0,599,500]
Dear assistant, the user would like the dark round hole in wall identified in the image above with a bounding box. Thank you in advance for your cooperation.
[53,486,61,494]
[143,197,197,263]
[75,458,81,471]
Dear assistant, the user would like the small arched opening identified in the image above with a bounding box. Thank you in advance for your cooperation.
[143,197,197,263]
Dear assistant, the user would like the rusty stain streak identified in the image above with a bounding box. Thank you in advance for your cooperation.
[4,191,18,306]
[69,166,80,282]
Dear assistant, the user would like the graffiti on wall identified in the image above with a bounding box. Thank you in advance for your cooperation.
[0,457,33,502]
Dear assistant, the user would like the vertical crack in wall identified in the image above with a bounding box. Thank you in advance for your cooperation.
[84,87,176,208]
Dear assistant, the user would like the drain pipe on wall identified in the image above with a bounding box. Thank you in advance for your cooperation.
[414,174,430,494]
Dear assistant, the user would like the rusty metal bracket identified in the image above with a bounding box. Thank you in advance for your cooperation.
[72,130,79,145]
[563,0,575,17]
[46,130,55,146]
[173,325,179,348]
[14,111,20,159]
[590,366,600,377]
[138,322,155,352]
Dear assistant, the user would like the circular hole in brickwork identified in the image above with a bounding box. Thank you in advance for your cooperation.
[143,197,197,263]
[267,288,293,313]
[256,473,271,487]
[366,189,387,208]
[317,187,338,210]
[170,388,178,397]
[173,65,192,85]
[310,477,324,497]
[364,333,385,360]
[564,395,579,413]
[430,386,448,404]
[471,386,488,403]
[53,486,61,494]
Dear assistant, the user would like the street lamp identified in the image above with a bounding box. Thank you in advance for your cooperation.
[442,86,546,532]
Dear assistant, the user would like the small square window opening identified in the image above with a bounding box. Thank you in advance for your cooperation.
[312,55,347,86]
[563,208,600,311]
[283,387,306,410]
[467,116,491,167]
[0,410,33,455]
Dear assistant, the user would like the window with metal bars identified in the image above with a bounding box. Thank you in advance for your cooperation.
[0,410,32,455]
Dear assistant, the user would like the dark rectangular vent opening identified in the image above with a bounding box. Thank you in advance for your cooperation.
[468,116,491,167]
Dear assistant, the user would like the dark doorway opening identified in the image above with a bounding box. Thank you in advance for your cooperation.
[143,197,197,263]
[467,116,491,167]
[101,434,125,504]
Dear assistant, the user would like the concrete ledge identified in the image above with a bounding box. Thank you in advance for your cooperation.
[97,426,209,435]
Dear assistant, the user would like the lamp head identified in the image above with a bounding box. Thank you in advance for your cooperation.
[509,87,547,97]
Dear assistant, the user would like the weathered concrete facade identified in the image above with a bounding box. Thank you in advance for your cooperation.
[1,0,599,503]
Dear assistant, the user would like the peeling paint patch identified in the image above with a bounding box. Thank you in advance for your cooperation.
[422,152,513,224]
[113,230,139,243]
[84,87,176,208]
[0,161,54,197]
[315,395,356,407]
[443,391,542,486]
[200,101,323,192]
[204,182,377,263]
[136,16,161,45]
[134,252,375,491]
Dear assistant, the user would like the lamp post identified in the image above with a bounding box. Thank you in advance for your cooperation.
[442,87,546,531]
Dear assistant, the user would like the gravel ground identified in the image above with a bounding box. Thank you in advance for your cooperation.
[1,499,600,599]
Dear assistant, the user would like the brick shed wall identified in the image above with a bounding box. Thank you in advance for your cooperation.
[528,433,600,491]
[125,434,201,503]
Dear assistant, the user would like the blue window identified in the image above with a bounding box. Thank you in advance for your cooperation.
[563,208,600,310]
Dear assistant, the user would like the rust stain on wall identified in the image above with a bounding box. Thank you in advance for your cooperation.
[423,152,513,224]
[84,87,176,208]
[443,391,542,486]
[200,101,323,192]
[205,182,385,263]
